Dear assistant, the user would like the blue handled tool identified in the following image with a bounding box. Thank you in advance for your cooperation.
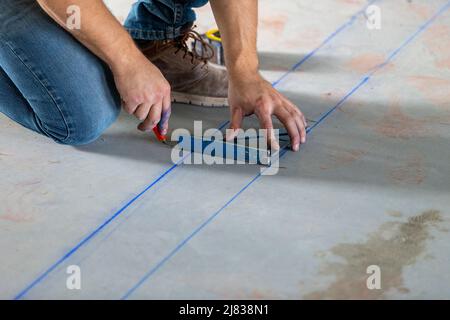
[154,127,291,165]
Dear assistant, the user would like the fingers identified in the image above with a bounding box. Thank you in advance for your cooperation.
[122,99,139,115]
[134,104,151,121]
[297,112,307,143]
[133,89,171,134]
[295,115,307,145]
[286,104,306,145]
[257,112,280,151]
[159,93,172,135]
[253,99,279,150]
[137,116,154,132]
[287,100,307,129]
[278,97,307,150]
[162,89,172,112]
[274,106,301,151]
[159,109,171,136]
[230,107,244,130]
[302,113,308,128]
[138,102,162,132]
[226,107,244,141]
[148,101,162,125]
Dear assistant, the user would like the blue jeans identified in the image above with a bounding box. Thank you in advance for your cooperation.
[125,0,209,40]
[0,0,208,145]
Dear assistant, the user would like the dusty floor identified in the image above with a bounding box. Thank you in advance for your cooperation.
[1,0,450,299]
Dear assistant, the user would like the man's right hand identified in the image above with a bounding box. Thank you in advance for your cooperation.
[112,50,172,135]
[36,0,172,135]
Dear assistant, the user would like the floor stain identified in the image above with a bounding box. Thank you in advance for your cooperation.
[260,14,288,35]
[407,75,450,110]
[346,53,392,74]
[408,2,433,20]
[282,27,322,50]
[375,97,429,139]
[423,24,450,70]
[320,148,367,170]
[0,213,34,223]
[387,153,426,185]
[387,211,403,218]
[304,210,444,299]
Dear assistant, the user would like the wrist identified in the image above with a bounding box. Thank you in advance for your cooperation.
[107,39,142,75]
[228,68,263,86]
[228,66,261,84]
[227,54,259,81]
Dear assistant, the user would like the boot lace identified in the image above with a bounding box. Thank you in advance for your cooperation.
[174,26,215,69]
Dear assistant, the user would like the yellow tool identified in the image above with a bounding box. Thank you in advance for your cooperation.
[193,28,225,66]
[205,28,222,42]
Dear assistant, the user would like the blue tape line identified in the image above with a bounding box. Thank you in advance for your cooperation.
[309,0,450,132]
[121,172,263,300]
[13,121,226,300]
[13,0,380,299]
[14,162,180,300]
[307,76,370,133]
[271,0,379,88]
[122,145,291,300]
[370,0,450,75]
[215,0,379,135]
[122,0,450,299]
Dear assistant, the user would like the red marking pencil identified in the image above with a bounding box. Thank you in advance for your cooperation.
[153,126,167,143]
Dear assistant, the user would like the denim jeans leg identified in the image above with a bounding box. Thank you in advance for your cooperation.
[124,0,209,40]
[0,0,121,145]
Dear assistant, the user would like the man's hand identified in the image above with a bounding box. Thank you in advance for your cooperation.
[228,74,307,151]
[210,0,307,151]
[112,51,171,134]
[37,0,172,134]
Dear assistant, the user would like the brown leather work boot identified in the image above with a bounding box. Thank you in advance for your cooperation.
[137,28,229,108]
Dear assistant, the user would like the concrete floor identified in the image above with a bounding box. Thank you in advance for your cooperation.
[1,0,450,299]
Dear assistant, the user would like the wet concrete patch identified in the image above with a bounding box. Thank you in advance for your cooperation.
[305,210,444,299]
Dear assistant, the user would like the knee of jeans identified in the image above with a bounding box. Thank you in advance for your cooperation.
[56,102,120,146]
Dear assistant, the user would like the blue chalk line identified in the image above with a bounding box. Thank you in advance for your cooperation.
[122,0,450,299]
[14,0,380,299]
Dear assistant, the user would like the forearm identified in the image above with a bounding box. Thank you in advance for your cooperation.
[209,0,259,81]
[37,0,139,72]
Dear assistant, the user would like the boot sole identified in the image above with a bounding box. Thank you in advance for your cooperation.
[172,91,229,108]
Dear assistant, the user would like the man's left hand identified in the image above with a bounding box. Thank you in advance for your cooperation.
[227,74,307,151]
